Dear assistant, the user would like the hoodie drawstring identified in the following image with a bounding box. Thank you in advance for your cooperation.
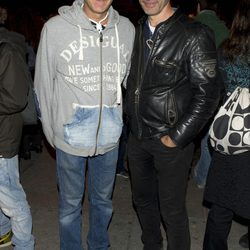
[88,12,109,33]
[115,24,121,104]
[78,25,84,60]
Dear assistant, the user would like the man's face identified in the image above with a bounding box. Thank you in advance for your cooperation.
[138,0,170,16]
[83,0,113,18]
[0,7,7,24]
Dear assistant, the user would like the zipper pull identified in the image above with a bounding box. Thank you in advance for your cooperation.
[135,88,140,103]
[100,31,103,43]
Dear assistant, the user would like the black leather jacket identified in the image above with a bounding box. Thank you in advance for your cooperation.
[126,9,220,148]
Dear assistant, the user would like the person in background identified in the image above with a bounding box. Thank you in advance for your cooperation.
[116,87,129,179]
[0,5,7,25]
[0,5,40,160]
[0,5,27,59]
[196,0,229,47]
[0,28,35,249]
[116,118,129,179]
[34,0,135,249]
[203,0,250,249]
[193,0,229,188]
[126,0,219,249]
[179,0,199,18]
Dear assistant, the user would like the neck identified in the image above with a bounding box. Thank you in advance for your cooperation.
[148,3,174,27]
[83,8,109,25]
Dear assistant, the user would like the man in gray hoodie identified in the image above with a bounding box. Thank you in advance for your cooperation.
[34,0,134,249]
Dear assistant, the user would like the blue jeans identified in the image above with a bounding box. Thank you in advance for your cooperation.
[56,147,118,250]
[0,156,34,250]
[194,132,212,187]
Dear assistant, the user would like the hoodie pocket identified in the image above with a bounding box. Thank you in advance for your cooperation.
[97,106,123,147]
[63,106,123,149]
[63,107,98,148]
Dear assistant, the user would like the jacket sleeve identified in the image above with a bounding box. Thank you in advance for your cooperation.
[0,43,29,115]
[168,26,220,147]
[34,24,55,147]
[122,24,135,89]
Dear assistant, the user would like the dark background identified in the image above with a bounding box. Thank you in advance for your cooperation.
[0,0,236,50]
[1,0,236,22]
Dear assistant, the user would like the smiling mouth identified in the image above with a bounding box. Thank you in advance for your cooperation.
[143,1,157,7]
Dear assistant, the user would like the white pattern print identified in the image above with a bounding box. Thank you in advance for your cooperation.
[209,87,250,155]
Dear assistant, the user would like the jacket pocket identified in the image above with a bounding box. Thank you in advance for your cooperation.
[153,59,177,87]
[164,91,178,127]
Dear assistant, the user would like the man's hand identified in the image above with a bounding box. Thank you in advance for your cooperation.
[160,135,177,148]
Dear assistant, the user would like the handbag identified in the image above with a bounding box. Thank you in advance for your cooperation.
[209,86,250,155]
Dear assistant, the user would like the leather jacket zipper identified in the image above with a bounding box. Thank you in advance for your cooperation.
[134,24,157,139]
[135,87,142,138]
[134,26,145,139]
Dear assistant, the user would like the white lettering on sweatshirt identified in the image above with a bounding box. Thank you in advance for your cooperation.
[60,36,130,63]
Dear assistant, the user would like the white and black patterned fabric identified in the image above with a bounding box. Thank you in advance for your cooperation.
[209,87,250,155]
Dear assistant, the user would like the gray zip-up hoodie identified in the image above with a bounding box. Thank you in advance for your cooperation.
[34,0,135,156]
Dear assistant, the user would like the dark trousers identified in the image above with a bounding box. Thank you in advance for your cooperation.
[116,123,128,173]
[203,204,234,250]
[127,134,194,250]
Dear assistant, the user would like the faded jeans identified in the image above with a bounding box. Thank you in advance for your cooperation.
[0,156,34,250]
[56,147,118,250]
[194,132,212,187]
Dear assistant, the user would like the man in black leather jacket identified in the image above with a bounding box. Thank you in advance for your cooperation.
[126,0,220,249]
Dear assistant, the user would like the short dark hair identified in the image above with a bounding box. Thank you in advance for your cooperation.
[198,0,218,11]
